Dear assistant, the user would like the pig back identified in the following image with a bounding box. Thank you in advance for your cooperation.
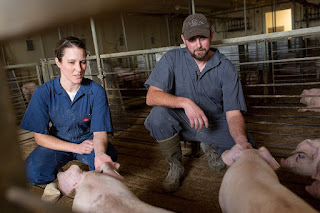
[219,149,318,213]
[73,171,173,213]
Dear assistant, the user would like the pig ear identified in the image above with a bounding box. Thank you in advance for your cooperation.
[258,147,280,170]
[297,140,318,160]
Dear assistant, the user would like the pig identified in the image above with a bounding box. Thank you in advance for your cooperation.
[57,162,173,213]
[281,138,320,177]
[298,88,320,112]
[219,144,317,213]
[306,161,320,199]
[22,82,38,102]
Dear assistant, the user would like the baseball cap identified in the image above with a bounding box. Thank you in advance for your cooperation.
[182,13,211,40]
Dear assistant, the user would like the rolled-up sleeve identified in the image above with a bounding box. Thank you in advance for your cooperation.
[144,51,175,93]
[91,86,113,133]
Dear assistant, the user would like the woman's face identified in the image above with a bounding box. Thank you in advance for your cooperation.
[56,46,86,85]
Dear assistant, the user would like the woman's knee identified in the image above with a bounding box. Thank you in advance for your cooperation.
[25,146,72,185]
[25,155,56,185]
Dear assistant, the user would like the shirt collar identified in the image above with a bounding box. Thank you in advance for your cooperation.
[53,76,93,95]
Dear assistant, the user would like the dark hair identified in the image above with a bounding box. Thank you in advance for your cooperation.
[55,36,86,62]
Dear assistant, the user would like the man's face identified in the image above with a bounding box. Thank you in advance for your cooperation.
[181,33,212,61]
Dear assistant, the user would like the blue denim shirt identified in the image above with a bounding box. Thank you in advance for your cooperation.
[144,48,247,120]
[20,77,112,143]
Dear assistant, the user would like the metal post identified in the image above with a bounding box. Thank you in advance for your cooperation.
[292,0,295,30]
[39,34,45,58]
[165,15,171,46]
[188,0,195,15]
[244,0,247,36]
[121,13,128,52]
[90,17,105,87]
[191,0,195,14]
[272,0,276,32]
[57,27,62,40]
[1,42,7,66]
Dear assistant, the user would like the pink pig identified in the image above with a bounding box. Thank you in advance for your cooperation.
[298,88,320,112]
[281,138,320,177]
[219,145,317,213]
[57,162,173,213]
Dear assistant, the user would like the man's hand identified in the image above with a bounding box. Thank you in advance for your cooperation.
[238,141,253,149]
[183,99,209,130]
[76,139,94,154]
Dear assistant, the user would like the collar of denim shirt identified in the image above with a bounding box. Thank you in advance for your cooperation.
[53,76,93,96]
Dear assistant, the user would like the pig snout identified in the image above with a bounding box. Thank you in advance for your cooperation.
[99,162,124,181]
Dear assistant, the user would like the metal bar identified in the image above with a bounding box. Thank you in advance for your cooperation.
[211,26,320,46]
[90,17,104,87]
[1,42,6,66]
[244,0,247,36]
[39,34,45,58]
[165,15,171,46]
[250,105,320,110]
[121,13,128,52]
[234,55,320,66]
[57,27,62,40]
[100,46,178,59]
[4,63,39,69]
[244,81,320,87]
[249,130,319,138]
[247,94,320,98]
[191,0,195,14]
[245,114,320,119]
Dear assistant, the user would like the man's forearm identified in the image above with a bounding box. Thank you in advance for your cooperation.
[226,110,250,146]
[146,85,187,108]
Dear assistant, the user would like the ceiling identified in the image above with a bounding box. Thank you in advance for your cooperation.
[0,0,310,40]
[117,0,290,15]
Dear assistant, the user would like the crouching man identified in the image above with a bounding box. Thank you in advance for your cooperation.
[144,13,255,193]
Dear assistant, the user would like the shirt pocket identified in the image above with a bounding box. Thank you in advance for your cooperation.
[78,114,92,131]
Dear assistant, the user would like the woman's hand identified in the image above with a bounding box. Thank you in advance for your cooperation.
[94,152,115,171]
[76,139,94,154]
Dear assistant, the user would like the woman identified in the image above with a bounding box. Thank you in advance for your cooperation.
[20,36,118,185]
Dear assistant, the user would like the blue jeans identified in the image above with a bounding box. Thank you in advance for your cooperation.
[25,142,118,185]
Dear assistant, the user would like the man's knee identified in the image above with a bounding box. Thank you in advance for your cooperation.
[145,106,173,129]
[145,106,182,141]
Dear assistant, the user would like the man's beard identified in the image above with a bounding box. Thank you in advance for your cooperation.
[188,48,209,61]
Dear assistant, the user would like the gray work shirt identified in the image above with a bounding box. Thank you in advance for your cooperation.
[144,47,247,121]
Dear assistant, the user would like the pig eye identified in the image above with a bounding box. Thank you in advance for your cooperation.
[296,153,305,162]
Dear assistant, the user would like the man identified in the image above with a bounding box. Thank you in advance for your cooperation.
[144,13,254,193]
